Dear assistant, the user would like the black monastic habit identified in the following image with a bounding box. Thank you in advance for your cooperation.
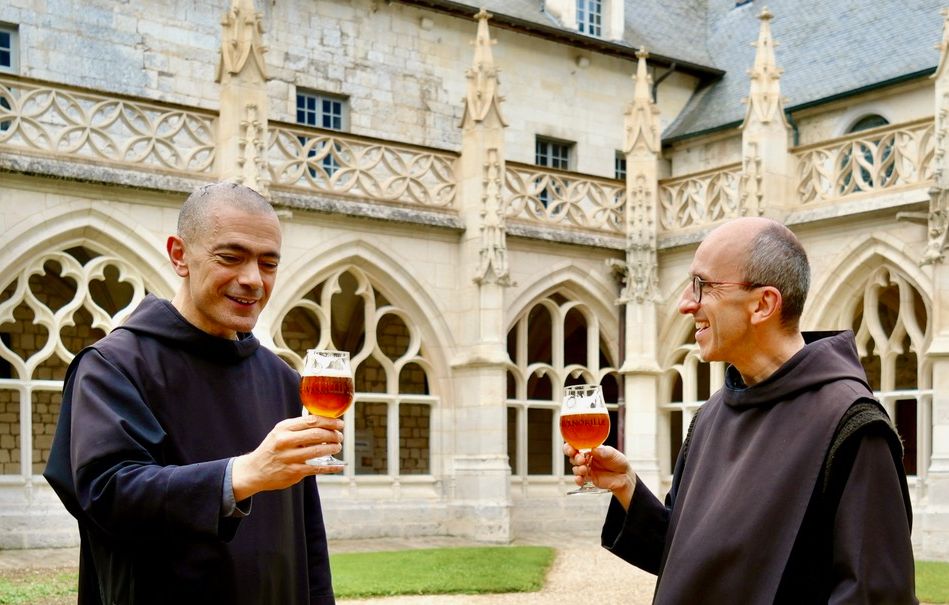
[44,295,335,605]
[602,331,916,604]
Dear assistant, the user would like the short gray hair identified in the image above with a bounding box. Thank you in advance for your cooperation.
[742,222,810,330]
[177,182,274,242]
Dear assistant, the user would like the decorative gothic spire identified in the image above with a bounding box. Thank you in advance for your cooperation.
[216,0,268,83]
[917,8,949,263]
[624,48,661,155]
[460,9,508,127]
[742,7,788,127]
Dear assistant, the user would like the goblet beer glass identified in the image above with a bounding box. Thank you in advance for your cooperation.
[300,349,354,466]
[560,384,611,495]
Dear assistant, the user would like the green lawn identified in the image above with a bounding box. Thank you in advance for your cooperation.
[918,560,949,604]
[330,546,555,598]
[1,550,946,603]
[0,569,77,604]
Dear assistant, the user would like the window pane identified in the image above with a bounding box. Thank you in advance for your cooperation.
[296,92,346,132]
[895,399,917,476]
[577,0,603,36]
[0,28,11,70]
[506,406,518,473]
[354,401,387,474]
[536,139,572,169]
[527,407,553,474]
[399,404,430,475]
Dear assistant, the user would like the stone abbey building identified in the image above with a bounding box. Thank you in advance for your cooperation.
[2,0,949,559]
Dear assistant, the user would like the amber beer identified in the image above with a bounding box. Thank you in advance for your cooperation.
[301,374,354,418]
[560,412,610,451]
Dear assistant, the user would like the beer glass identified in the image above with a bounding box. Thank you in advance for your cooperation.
[560,384,611,495]
[300,349,354,466]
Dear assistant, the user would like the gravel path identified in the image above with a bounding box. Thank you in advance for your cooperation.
[332,534,656,605]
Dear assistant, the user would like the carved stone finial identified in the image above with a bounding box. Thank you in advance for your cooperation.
[237,103,271,199]
[460,8,507,127]
[474,148,513,286]
[741,5,787,127]
[613,174,660,304]
[739,142,764,216]
[919,186,949,265]
[624,48,660,155]
[216,0,269,83]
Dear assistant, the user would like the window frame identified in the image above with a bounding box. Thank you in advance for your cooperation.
[295,89,348,132]
[0,24,18,74]
[535,137,573,171]
[615,151,627,180]
[577,0,603,37]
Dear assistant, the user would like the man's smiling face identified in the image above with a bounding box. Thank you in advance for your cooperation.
[170,200,282,339]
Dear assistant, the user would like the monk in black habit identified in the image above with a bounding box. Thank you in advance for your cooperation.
[45,182,341,604]
[566,217,917,604]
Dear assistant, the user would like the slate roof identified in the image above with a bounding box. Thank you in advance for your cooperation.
[664,0,945,140]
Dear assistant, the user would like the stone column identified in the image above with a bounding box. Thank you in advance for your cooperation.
[609,49,663,493]
[215,0,271,195]
[920,8,949,557]
[448,9,513,542]
[739,8,793,218]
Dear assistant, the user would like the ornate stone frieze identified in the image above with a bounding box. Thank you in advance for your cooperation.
[459,9,508,128]
[475,148,513,286]
[217,0,269,82]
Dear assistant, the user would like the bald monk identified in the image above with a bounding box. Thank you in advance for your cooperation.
[566,217,916,604]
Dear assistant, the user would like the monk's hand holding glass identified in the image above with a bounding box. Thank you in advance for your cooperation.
[300,349,354,467]
[560,384,611,495]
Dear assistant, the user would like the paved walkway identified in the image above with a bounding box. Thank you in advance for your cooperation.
[0,533,656,604]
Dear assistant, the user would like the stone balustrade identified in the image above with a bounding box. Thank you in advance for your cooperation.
[0,75,939,240]
[266,122,458,211]
[657,163,742,233]
[0,74,216,176]
[502,161,625,236]
[794,118,935,205]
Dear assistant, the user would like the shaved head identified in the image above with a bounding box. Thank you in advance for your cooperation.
[177,182,275,244]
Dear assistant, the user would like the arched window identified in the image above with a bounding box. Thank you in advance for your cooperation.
[839,113,894,195]
[0,246,149,477]
[505,292,619,482]
[658,333,723,482]
[848,266,930,477]
[275,267,435,476]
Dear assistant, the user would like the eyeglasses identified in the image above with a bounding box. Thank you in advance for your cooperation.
[691,275,764,303]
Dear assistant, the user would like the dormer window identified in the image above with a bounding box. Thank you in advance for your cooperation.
[577,0,603,37]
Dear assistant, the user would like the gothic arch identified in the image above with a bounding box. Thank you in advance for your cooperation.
[0,205,175,478]
[506,261,620,358]
[805,232,932,331]
[655,275,694,364]
[1,204,176,297]
[265,237,452,387]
